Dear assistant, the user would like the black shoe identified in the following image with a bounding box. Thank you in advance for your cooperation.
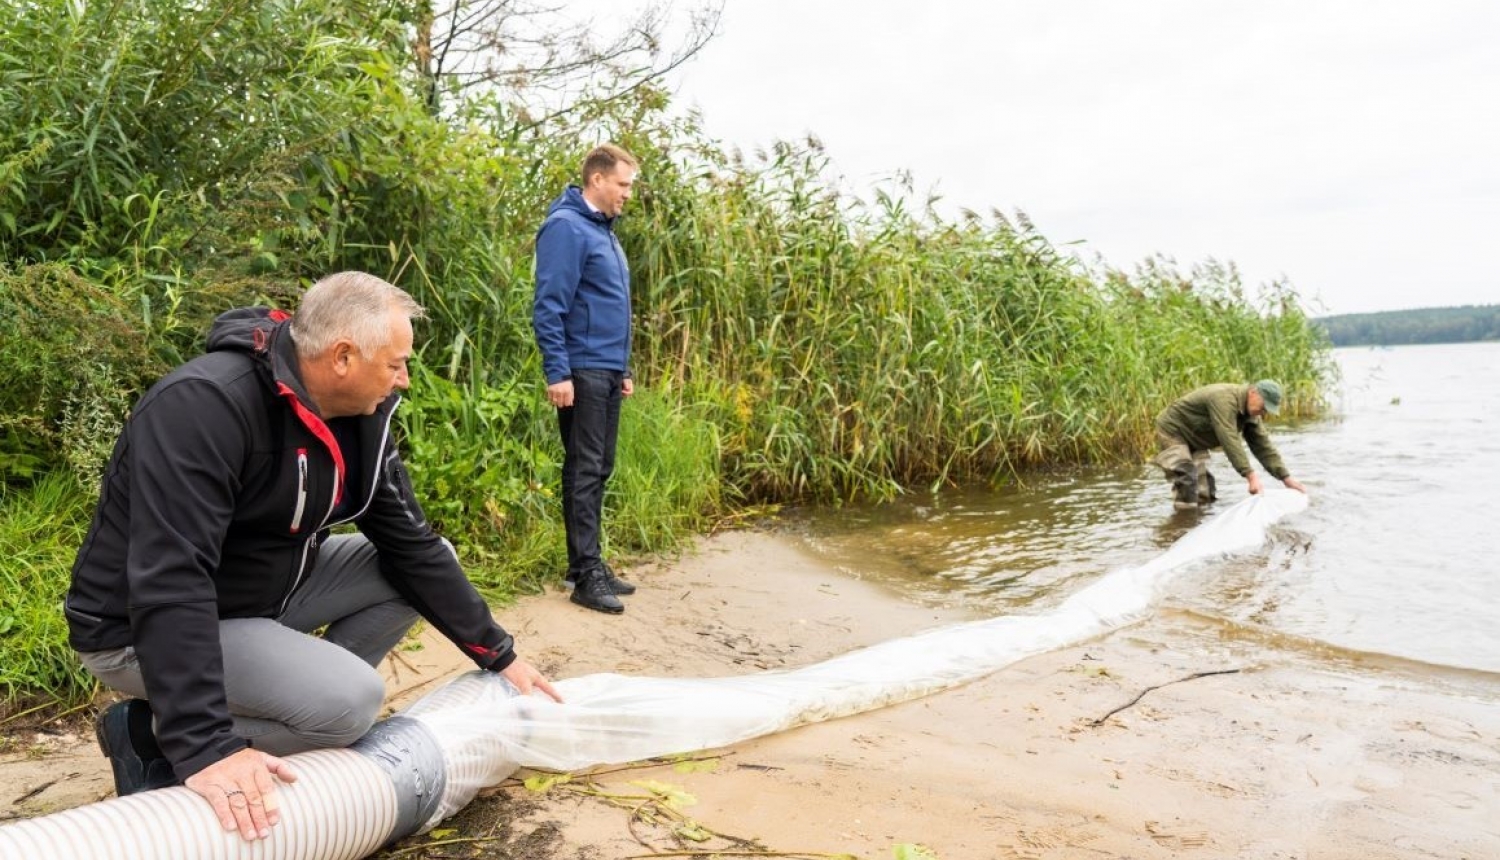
[566,564,637,595]
[570,570,625,614]
[96,699,178,796]
[600,563,637,596]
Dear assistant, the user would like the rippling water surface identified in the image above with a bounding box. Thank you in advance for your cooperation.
[795,342,1500,678]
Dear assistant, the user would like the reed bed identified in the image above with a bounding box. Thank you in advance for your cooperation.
[0,0,1331,704]
[626,141,1330,502]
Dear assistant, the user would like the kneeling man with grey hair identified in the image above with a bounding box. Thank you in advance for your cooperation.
[66,271,560,843]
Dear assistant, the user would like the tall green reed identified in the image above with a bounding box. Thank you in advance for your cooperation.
[625,138,1330,502]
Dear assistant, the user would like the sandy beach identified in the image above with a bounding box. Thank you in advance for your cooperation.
[3,528,1497,859]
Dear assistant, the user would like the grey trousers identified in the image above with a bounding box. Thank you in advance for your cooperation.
[78,534,419,756]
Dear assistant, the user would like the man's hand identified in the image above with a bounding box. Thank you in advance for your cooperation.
[622,376,634,397]
[501,656,563,703]
[1283,476,1307,494]
[546,379,574,408]
[184,747,299,842]
[1246,471,1264,495]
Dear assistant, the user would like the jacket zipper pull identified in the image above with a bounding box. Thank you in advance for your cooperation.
[290,448,308,534]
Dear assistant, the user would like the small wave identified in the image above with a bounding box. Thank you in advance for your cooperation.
[1160,606,1500,693]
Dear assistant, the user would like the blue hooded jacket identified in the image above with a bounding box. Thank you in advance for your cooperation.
[532,185,632,385]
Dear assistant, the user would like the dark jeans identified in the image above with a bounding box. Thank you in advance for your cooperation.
[557,368,624,579]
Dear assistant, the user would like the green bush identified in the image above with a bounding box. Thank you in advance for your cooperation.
[0,264,159,488]
[397,361,557,571]
[0,0,402,268]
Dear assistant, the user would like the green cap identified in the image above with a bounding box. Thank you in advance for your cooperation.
[1255,379,1283,415]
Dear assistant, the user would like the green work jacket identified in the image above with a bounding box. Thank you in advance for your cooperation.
[1154,383,1290,479]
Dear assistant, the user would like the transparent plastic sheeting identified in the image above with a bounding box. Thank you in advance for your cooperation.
[416,489,1308,824]
[0,489,1307,860]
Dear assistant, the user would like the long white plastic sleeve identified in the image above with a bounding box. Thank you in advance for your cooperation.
[0,490,1307,860]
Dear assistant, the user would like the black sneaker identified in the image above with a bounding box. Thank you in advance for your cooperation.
[566,564,637,595]
[600,563,637,596]
[570,569,625,614]
[96,699,178,796]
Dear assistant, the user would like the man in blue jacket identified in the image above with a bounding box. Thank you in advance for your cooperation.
[533,144,640,614]
[67,272,560,842]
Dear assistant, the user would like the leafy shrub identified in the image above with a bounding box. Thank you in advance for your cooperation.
[396,360,558,557]
[0,264,159,488]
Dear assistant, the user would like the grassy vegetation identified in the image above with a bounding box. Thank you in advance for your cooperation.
[0,0,1332,709]
[0,475,99,705]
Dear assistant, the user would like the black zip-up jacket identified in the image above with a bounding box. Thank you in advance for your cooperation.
[66,307,517,780]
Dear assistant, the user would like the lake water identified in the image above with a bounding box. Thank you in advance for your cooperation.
[794,341,1500,683]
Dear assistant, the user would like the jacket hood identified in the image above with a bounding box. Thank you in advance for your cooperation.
[204,306,292,356]
[548,185,611,225]
[203,306,316,411]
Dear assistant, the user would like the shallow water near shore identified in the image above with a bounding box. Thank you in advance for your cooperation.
[795,341,1500,684]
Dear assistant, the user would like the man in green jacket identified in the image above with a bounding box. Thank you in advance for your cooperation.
[1153,380,1308,510]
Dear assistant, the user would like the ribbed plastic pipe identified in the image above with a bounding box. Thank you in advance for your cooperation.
[0,749,396,860]
[0,491,1307,860]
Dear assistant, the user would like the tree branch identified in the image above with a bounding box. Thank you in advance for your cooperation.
[1089,669,1241,728]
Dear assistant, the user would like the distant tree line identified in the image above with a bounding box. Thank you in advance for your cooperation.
[1317,305,1500,347]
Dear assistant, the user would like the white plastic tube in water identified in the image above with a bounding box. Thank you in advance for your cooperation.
[0,490,1307,860]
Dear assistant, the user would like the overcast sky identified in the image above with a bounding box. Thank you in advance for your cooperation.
[631,1,1499,317]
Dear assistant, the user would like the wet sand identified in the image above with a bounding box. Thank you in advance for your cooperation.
[3,529,1498,858]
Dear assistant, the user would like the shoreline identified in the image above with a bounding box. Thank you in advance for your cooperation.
[4,528,1498,858]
